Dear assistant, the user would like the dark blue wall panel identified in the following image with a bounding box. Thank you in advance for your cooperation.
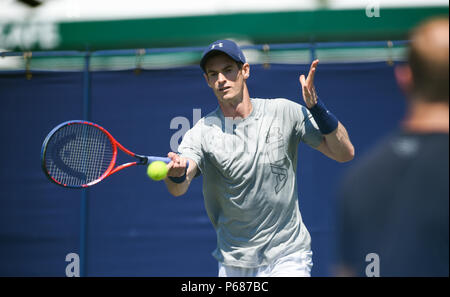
[0,62,406,276]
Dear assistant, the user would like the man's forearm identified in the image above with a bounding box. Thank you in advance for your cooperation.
[164,157,198,197]
[323,122,355,162]
[164,178,190,197]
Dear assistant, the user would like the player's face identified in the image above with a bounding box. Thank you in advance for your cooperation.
[204,53,249,103]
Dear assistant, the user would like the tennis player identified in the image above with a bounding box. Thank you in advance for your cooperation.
[164,40,354,277]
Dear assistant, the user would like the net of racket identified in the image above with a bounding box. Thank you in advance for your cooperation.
[41,120,173,188]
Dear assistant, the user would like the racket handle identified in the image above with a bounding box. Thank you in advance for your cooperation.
[146,156,171,163]
[145,156,189,168]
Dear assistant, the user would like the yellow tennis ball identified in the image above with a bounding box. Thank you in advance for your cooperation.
[147,161,168,181]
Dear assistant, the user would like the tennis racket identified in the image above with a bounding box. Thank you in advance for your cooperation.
[41,120,172,188]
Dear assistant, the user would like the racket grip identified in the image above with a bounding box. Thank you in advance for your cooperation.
[146,156,189,168]
[146,156,171,163]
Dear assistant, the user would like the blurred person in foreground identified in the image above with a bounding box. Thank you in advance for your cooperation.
[336,17,449,277]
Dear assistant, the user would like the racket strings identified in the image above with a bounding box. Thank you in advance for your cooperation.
[45,123,114,186]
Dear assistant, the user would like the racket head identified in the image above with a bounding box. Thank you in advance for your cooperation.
[41,120,117,188]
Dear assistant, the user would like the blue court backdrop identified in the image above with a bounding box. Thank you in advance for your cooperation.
[0,61,405,276]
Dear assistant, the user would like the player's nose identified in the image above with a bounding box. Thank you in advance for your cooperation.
[217,72,227,83]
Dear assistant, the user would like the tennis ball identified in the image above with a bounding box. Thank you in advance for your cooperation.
[147,161,168,181]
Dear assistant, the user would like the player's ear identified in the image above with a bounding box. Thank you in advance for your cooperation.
[242,63,250,80]
[394,63,413,96]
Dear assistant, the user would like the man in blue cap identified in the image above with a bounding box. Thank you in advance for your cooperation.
[164,39,355,277]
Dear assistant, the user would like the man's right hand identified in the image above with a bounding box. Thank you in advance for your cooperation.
[167,152,189,177]
[165,153,197,197]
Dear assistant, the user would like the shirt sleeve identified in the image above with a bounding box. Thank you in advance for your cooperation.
[177,120,205,175]
[280,98,323,148]
[298,106,323,148]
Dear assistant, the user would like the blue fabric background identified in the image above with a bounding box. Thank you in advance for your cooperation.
[0,62,405,276]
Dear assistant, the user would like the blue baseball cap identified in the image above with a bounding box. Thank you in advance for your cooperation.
[200,40,246,72]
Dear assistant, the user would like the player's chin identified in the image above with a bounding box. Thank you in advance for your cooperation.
[220,92,235,101]
[215,89,232,99]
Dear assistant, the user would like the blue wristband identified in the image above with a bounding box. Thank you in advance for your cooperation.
[308,98,339,134]
[168,170,187,184]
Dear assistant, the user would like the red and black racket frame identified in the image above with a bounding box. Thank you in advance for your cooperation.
[41,120,170,188]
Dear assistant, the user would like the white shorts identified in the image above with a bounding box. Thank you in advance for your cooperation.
[218,250,313,277]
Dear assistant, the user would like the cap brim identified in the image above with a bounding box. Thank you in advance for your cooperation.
[200,49,240,72]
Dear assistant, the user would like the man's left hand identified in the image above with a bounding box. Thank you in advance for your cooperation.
[299,59,319,109]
